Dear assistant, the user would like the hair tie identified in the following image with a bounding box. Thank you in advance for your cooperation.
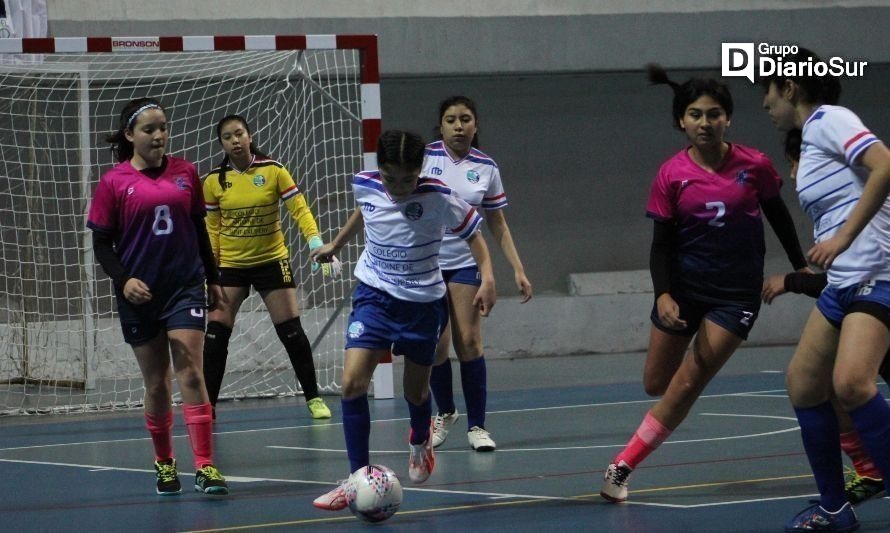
[126,103,161,128]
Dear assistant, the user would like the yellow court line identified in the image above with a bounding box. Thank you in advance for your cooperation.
[181,496,567,532]
[574,472,815,498]
[182,474,817,531]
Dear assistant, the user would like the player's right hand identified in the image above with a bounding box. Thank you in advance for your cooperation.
[207,283,227,311]
[310,242,338,263]
[656,293,686,330]
[123,278,153,305]
[761,274,787,304]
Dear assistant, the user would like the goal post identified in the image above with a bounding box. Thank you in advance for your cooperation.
[0,34,391,415]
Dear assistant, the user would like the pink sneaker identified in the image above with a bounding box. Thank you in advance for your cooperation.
[313,480,348,511]
[408,429,436,484]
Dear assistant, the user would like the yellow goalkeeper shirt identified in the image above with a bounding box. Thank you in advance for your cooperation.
[203,157,319,268]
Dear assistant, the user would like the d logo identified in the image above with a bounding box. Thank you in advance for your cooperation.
[722,43,755,83]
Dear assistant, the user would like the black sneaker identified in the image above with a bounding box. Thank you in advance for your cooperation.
[194,464,229,495]
[154,458,182,495]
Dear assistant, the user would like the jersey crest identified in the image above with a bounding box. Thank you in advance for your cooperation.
[405,202,424,221]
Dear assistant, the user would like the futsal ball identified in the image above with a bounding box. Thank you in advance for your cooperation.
[345,464,403,522]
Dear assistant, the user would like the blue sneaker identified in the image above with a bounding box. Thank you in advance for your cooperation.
[785,502,859,532]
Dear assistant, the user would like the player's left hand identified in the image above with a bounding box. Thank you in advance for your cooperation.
[807,233,852,270]
[473,280,497,317]
[515,271,532,303]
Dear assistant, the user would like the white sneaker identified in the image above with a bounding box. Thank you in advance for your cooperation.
[408,435,436,484]
[467,426,496,452]
[313,480,348,511]
[600,460,633,503]
[431,410,459,448]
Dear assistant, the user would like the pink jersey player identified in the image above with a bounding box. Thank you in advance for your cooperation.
[600,65,806,505]
[86,97,228,496]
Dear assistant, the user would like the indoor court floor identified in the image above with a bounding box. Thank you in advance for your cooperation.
[2,346,889,532]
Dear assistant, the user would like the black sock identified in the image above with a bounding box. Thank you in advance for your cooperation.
[275,316,319,399]
[203,321,232,405]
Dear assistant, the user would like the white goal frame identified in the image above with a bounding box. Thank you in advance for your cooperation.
[0,34,393,415]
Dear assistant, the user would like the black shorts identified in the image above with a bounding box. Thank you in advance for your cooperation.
[117,281,207,345]
[218,259,296,292]
[650,291,761,340]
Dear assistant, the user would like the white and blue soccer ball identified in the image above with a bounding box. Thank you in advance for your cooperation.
[345,464,403,522]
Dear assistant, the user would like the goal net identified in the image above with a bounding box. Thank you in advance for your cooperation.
[0,35,381,415]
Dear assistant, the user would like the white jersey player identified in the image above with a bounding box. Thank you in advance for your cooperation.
[311,130,496,513]
[796,104,890,287]
[761,47,890,531]
[422,96,533,453]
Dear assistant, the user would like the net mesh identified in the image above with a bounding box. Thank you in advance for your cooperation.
[0,48,366,415]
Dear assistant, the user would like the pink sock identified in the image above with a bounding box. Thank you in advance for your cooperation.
[182,403,214,470]
[145,410,174,462]
[840,430,882,479]
[615,411,673,469]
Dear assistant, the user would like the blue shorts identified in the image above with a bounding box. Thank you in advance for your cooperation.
[117,282,207,345]
[817,279,890,330]
[443,266,481,287]
[344,282,448,366]
[650,292,760,340]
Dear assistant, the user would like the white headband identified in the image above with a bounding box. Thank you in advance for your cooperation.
[126,103,161,128]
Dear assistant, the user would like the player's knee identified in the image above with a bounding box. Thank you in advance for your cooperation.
[786,367,828,407]
[176,367,206,394]
[642,368,672,397]
[834,374,877,411]
[453,337,482,360]
[404,387,429,406]
[143,378,172,402]
[643,378,669,397]
[341,373,371,400]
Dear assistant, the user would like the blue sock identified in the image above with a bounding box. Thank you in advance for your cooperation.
[794,402,846,511]
[461,356,487,429]
[342,395,370,473]
[429,359,455,415]
[848,392,890,491]
[406,394,432,445]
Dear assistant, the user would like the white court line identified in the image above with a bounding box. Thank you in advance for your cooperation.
[0,404,818,511]
[677,492,820,508]
[0,457,566,500]
[623,492,819,509]
[700,413,798,422]
[0,458,265,482]
[0,388,791,453]
[0,457,818,511]
[0,457,805,509]
[269,411,800,454]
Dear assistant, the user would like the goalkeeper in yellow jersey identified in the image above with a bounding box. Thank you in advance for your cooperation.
[201,114,339,420]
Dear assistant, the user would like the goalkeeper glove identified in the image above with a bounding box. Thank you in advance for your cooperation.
[308,236,341,277]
